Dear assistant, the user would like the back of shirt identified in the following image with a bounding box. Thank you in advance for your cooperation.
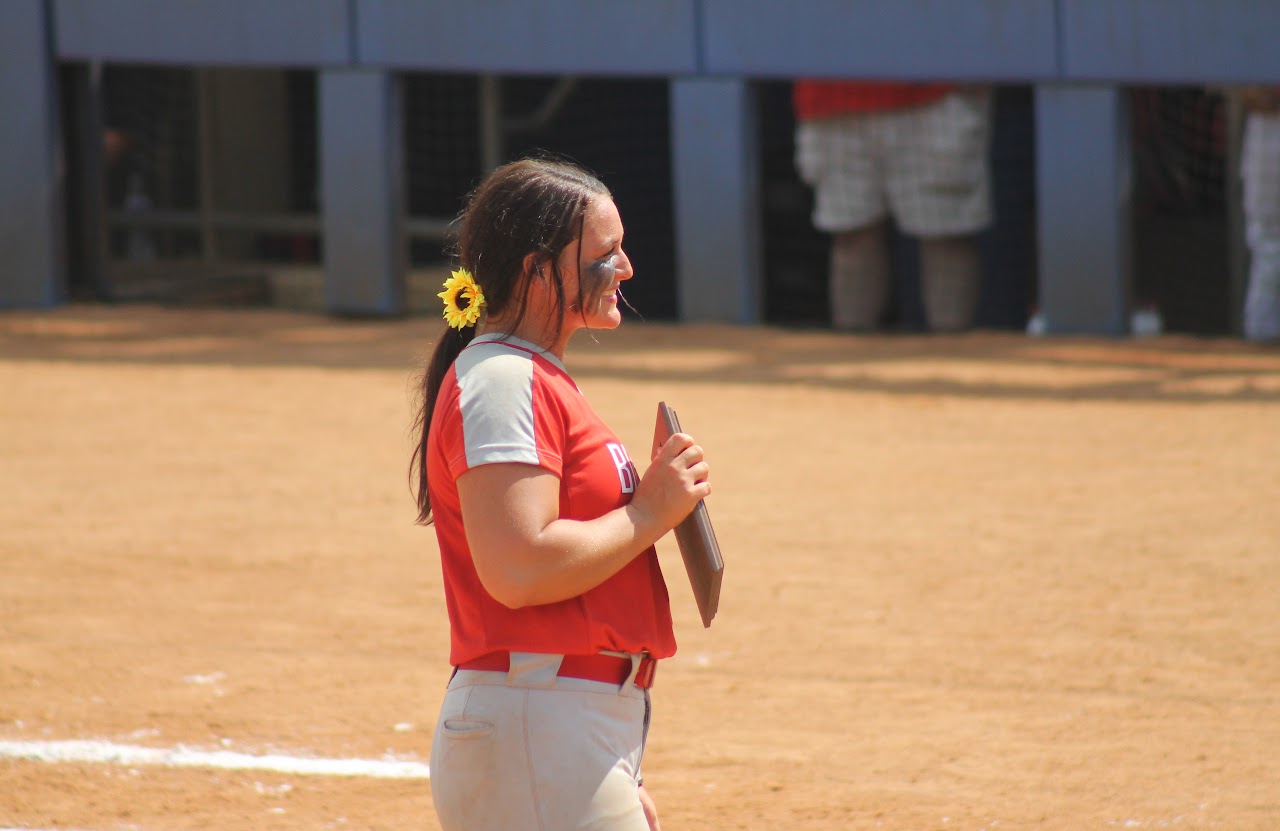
[793,80,954,121]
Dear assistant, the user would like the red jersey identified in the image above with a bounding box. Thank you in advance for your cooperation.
[427,333,676,666]
[793,80,954,122]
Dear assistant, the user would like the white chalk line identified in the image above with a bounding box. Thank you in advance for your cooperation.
[0,738,430,780]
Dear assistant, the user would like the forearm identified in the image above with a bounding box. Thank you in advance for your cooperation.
[460,436,708,610]
[475,502,666,608]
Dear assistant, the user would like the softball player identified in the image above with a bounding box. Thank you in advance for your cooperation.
[410,158,710,831]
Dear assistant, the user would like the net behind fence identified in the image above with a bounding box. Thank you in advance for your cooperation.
[92,66,321,305]
[1131,86,1234,335]
[102,65,201,262]
[73,67,1247,333]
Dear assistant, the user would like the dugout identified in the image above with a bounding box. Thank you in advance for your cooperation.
[4,1,1280,337]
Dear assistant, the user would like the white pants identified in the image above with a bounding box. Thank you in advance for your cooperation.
[430,652,652,831]
[1242,112,1280,342]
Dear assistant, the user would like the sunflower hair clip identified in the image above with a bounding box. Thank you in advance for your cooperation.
[438,268,486,329]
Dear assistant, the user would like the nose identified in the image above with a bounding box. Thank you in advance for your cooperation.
[615,250,635,282]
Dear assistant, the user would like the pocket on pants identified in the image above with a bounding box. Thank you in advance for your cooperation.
[440,717,493,740]
[919,92,991,189]
[431,708,511,830]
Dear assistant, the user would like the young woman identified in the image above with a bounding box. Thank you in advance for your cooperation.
[411,157,711,831]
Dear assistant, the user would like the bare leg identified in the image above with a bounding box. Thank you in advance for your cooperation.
[919,235,981,332]
[1244,237,1280,343]
[829,222,889,331]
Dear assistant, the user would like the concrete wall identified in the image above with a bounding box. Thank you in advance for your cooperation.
[1,0,63,308]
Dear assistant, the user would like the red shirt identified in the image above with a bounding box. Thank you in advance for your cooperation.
[427,334,676,666]
[793,80,954,122]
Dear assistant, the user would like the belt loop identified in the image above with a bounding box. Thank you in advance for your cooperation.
[622,653,640,688]
[632,650,655,691]
[626,651,657,690]
[506,651,564,689]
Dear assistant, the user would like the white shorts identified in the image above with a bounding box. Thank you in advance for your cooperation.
[429,652,652,831]
[795,89,994,237]
[1241,111,1280,341]
[1243,111,1280,238]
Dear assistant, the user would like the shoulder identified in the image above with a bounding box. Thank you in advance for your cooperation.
[456,339,537,388]
[457,336,576,397]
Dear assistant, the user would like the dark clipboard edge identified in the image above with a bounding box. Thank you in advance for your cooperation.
[657,401,723,628]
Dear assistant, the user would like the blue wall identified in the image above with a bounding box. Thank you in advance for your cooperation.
[55,0,352,66]
[700,0,1059,81]
[48,0,1280,83]
[1061,0,1280,83]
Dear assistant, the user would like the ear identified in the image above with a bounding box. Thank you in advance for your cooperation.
[522,252,546,284]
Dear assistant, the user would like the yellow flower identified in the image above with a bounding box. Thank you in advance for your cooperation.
[438,268,486,329]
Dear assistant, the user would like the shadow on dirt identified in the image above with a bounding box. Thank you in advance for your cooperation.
[3,304,1279,404]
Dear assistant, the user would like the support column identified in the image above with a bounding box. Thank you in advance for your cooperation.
[1034,84,1132,335]
[670,78,762,323]
[0,0,63,308]
[319,69,405,315]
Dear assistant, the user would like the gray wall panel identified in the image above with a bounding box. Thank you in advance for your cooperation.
[1035,86,1132,335]
[355,0,697,74]
[671,78,761,322]
[1,0,64,308]
[54,0,351,65]
[320,69,405,315]
[1062,0,1280,83]
[701,0,1059,81]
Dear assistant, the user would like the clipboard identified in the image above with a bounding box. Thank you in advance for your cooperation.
[655,402,723,628]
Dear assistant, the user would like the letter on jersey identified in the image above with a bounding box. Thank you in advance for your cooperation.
[606,442,638,494]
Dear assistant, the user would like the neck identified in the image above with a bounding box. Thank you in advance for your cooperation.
[479,314,575,360]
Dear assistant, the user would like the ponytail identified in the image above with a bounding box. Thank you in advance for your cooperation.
[411,324,477,524]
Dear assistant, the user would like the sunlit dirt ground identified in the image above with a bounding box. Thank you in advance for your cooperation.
[2,304,1278,830]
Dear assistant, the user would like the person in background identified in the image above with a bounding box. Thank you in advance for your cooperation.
[1239,86,1280,343]
[410,157,710,831]
[793,80,994,332]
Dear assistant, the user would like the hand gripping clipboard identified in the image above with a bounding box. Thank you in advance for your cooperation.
[655,402,723,628]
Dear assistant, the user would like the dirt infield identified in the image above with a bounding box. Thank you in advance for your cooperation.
[2,304,1278,831]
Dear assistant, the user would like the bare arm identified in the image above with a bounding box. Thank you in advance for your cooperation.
[457,433,710,609]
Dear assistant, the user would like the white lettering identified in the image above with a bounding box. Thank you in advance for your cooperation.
[606,442,637,494]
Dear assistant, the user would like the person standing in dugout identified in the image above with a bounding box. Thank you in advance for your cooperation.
[410,157,711,831]
[1240,85,1280,343]
[792,80,994,332]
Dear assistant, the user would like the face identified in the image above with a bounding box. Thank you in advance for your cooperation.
[556,197,634,333]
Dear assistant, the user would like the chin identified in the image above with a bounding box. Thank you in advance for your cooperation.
[590,314,623,331]
[587,298,623,329]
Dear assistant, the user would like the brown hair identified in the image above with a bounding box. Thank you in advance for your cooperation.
[410,157,611,524]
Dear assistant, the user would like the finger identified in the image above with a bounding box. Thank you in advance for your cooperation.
[676,444,705,466]
[687,461,710,484]
[660,432,694,461]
